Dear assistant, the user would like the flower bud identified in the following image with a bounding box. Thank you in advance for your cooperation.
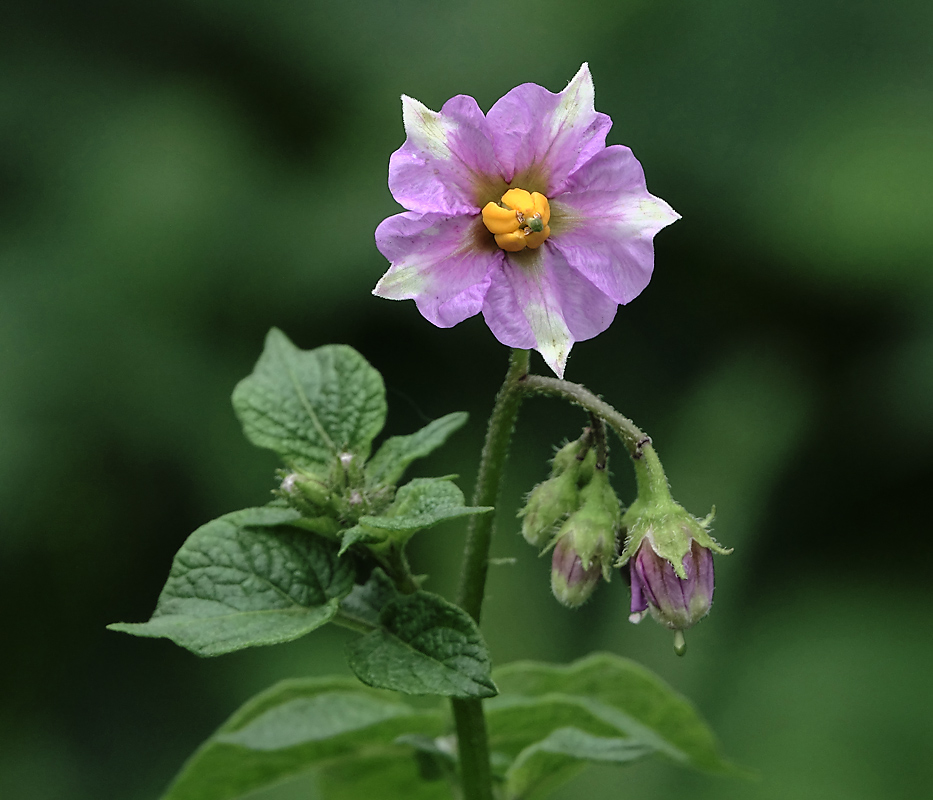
[276,469,341,536]
[549,467,621,607]
[628,537,714,630]
[520,468,583,548]
[518,441,595,548]
[616,446,730,652]
[550,534,602,608]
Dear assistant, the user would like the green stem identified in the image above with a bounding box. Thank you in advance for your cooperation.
[452,347,530,800]
[457,348,531,619]
[518,374,650,459]
[630,442,673,502]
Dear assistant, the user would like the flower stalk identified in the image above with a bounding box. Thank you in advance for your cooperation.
[452,347,529,800]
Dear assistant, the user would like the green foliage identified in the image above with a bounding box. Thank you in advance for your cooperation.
[490,653,731,773]
[363,477,491,533]
[338,568,399,628]
[316,754,453,800]
[339,477,492,555]
[503,727,653,800]
[232,329,387,470]
[346,591,498,699]
[161,678,446,800]
[108,507,355,656]
[155,652,726,800]
[366,412,469,487]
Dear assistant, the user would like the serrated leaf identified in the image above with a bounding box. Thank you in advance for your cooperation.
[504,727,654,800]
[232,329,387,470]
[161,678,445,800]
[108,507,355,656]
[358,477,492,535]
[491,653,731,772]
[339,568,399,628]
[346,591,497,699]
[365,412,469,487]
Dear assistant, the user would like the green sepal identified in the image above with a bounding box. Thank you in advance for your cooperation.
[346,591,498,699]
[519,443,596,549]
[554,466,621,581]
[519,468,582,549]
[108,507,354,656]
[365,412,469,488]
[617,446,731,578]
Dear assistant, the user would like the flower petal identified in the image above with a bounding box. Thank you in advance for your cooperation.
[550,146,680,305]
[374,212,501,328]
[388,94,503,216]
[481,244,617,377]
[486,63,611,195]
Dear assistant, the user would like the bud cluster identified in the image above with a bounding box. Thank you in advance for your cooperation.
[275,451,394,537]
[518,430,731,653]
[518,435,622,608]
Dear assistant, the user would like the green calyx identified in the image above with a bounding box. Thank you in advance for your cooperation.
[616,445,730,578]
[519,439,596,548]
[553,466,621,581]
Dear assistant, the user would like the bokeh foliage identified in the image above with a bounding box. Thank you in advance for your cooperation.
[1,1,931,798]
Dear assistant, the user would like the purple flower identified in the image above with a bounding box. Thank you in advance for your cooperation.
[628,538,714,630]
[373,64,679,377]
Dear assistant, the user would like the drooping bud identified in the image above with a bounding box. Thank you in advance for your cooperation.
[628,537,715,631]
[549,466,621,607]
[616,444,730,653]
[518,439,595,548]
[550,534,603,608]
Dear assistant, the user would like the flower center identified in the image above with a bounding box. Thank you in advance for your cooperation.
[481,188,551,252]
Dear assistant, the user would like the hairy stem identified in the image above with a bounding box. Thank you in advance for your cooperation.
[519,374,650,459]
[452,347,530,800]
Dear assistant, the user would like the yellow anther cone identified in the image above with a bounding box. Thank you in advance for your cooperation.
[482,188,552,252]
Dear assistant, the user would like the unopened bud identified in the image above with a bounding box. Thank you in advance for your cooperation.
[616,445,730,649]
[278,469,335,514]
[518,441,595,548]
[520,468,582,548]
[548,467,620,607]
[550,534,602,608]
[628,537,715,630]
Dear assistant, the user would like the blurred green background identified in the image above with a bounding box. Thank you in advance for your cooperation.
[2,1,931,798]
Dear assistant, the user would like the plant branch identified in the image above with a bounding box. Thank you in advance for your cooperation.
[519,374,650,459]
[451,347,529,800]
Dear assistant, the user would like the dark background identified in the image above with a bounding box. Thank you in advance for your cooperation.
[2,1,931,798]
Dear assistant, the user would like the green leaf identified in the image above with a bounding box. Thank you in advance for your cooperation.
[317,752,453,800]
[486,695,626,759]
[232,329,387,470]
[108,507,355,656]
[365,412,469,487]
[346,591,498,699]
[491,653,731,772]
[161,677,445,800]
[339,568,399,628]
[358,477,492,536]
[504,727,654,800]
[337,524,387,556]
